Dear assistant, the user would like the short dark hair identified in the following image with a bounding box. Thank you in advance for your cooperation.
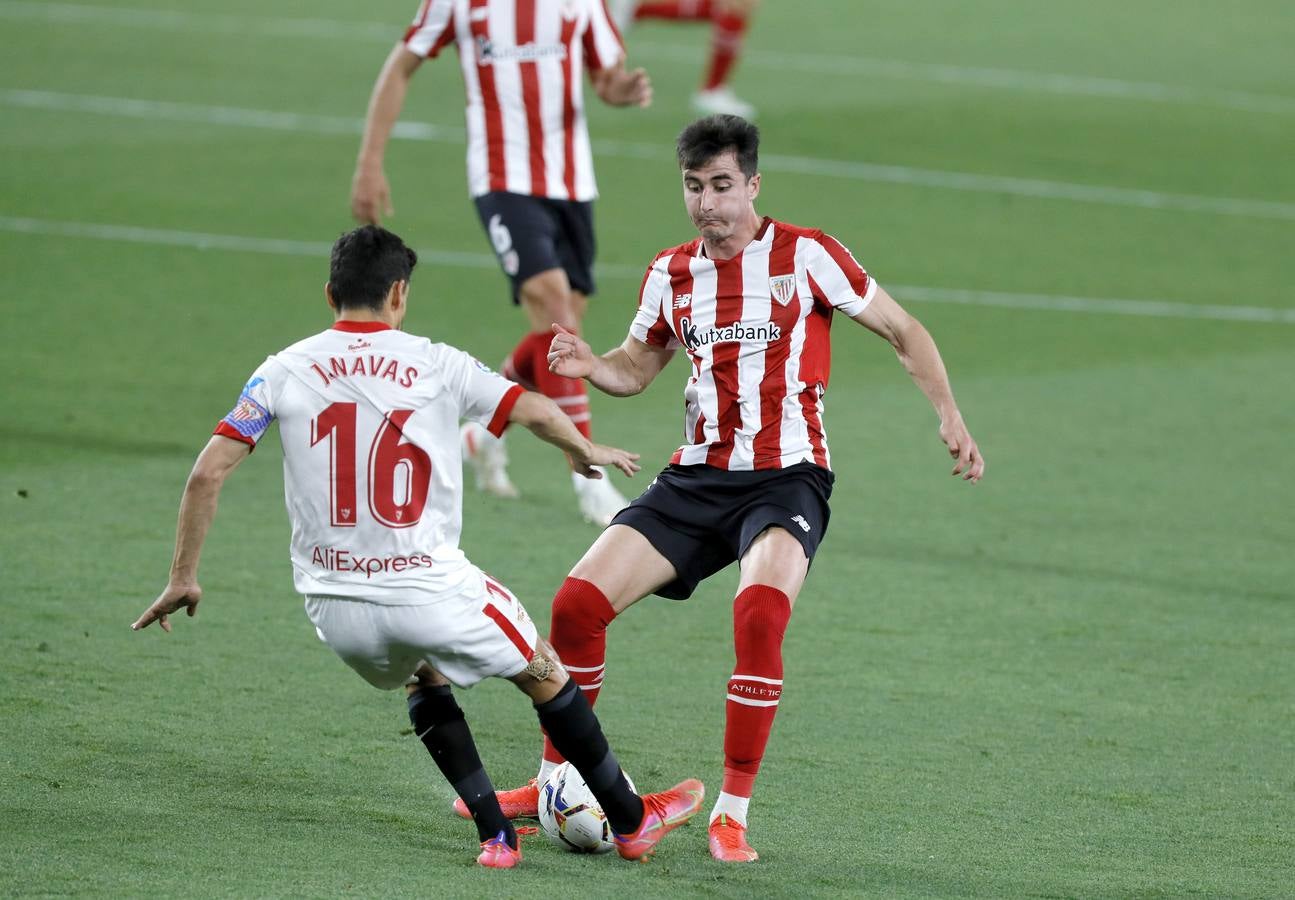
[676,114,760,179]
[328,225,418,310]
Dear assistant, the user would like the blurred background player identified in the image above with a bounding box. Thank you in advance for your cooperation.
[132,225,703,869]
[350,0,652,525]
[609,0,758,118]
[457,115,985,861]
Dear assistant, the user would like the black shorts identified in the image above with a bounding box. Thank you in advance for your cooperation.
[611,462,835,601]
[473,191,596,303]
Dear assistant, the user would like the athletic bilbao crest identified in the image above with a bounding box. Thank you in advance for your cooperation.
[769,274,796,306]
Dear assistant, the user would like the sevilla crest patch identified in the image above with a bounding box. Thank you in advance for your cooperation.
[769,274,796,306]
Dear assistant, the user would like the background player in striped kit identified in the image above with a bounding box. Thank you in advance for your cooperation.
[350,0,652,526]
[460,115,986,861]
[131,225,703,869]
[610,0,759,118]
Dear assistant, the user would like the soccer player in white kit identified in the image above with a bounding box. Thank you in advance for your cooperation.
[131,226,703,868]
[468,116,986,862]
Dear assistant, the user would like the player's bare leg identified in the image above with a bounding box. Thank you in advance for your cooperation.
[402,664,522,867]
[516,269,626,525]
[709,526,809,862]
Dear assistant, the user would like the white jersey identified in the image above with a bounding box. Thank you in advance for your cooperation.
[215,321,523,604]
[402,0,625,201]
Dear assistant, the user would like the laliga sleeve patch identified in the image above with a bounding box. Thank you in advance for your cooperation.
[221,377,273,439]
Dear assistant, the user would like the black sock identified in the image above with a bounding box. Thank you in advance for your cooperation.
[408,685,515,847]
[533,680,644,835]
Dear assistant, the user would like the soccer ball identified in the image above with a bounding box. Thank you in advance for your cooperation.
[538,761,635,854]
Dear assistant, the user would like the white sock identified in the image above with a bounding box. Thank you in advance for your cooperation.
[537,759,559,784]
[571,467,604,491]
[709,791,750,826]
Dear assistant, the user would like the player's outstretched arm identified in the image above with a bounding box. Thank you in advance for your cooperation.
[132,436,251,633]
[507,390,641,479]
[547,324,674,397]
[351,44,424,224]
[852,287,986,482]
[591,61,653,108]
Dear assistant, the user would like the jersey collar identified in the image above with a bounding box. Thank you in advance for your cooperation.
[332,320,393,333]
[696,216,774,261]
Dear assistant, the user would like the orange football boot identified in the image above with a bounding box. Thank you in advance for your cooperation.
[452,778,539,820]
[708,813,759,862]
[613,778,705,861]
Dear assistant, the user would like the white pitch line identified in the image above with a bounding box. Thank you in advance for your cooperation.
[5,89,1295,222]
[887,285,1295,325]
[3,0,1293,117]
[633,42,1295,117]
[3,215,1292,325]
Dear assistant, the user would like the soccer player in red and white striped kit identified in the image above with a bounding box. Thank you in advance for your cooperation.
[351,0,652,526]
[458,114,987,861]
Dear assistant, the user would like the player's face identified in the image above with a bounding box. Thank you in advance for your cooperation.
[682,151,760,243]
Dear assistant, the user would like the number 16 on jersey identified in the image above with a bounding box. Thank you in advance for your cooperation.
[311,402,432,529]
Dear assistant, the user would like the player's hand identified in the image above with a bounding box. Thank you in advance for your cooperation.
[594,63,652,108]
[548,324,596,379]
[132,581,203,633]
[572,443,641,479]
[939,414,985,483]
[351,164,393,225]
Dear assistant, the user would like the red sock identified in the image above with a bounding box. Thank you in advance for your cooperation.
[502,331,542,391]
[635,0,713,21]
[722,585,791,798]
[703,13,749,90]
[529,330,592,438]
[542,578,617,765]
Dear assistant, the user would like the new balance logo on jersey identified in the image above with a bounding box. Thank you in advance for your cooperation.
[673,293,692,309]
[791,515,811,533]
[678,316,782,352]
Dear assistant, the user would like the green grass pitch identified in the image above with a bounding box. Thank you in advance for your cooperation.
[1,0,1293,896]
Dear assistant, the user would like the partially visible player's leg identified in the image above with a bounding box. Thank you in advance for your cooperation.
[710,526,810,862]
[633,0,756,116]
[452,525,681,821]
[694,1,757,118]
[538,524,680,774]
[518,269,591,436]
[303,598,520,864]
[404,664,519,857]
[508,645,705,860]
[472,194,606,514]
[516,269,625,524]
[464,269,584,501]
[634,0,713,20]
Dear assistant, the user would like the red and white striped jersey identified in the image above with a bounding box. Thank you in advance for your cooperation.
[629,218,878,472]
[213,322,524,604]
[403,0,624,201]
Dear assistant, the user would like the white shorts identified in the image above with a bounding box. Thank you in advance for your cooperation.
[303,569,539,690]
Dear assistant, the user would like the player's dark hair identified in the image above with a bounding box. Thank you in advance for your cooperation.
[328,225,419,311]
[676,114,760,179]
